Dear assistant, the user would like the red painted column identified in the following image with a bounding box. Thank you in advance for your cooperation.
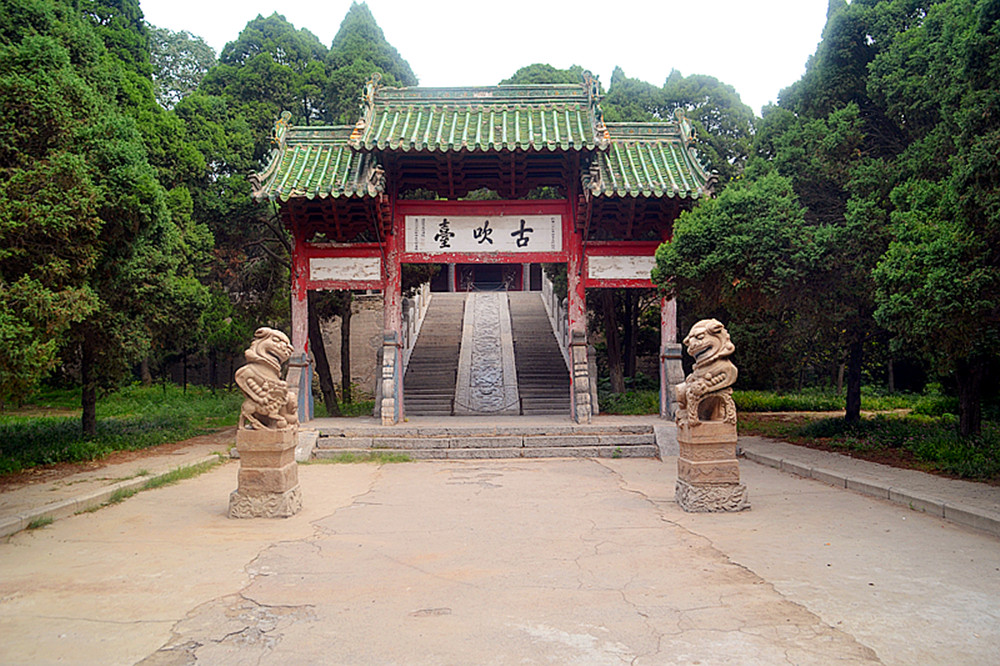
[567,222,591,423]
[291,233,309,355]
[661,295,677,347]
[380,216,404,424]
[567,226,586,335]
[289,230,312,421]
[383,232,402,336]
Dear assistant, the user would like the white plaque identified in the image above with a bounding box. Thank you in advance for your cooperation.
[587,255,655,281]
[310,256,381,282]
[405,215,561,254]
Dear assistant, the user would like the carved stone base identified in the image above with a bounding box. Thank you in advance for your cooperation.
[230,427,301,519]
[675,478,750,513]
[229,485,302,518]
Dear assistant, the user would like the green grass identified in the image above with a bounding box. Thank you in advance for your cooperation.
[597,385,956,416]
[741,412,1000,482]
[0,384,242,475]
[732,387,955,413]
[797,416,1000,481]
[599,390,659,415]
[307,451,412,464]
[317,399,376,418]
[141,458,223,490]
[26,516,54,530]
[105,486,140,506]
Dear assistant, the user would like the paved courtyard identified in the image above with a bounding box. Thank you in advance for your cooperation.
[1,453,998,665]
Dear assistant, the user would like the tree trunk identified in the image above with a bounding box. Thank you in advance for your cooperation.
[955,357,985,438]
[182,351,188,394]
[887,359,895,393]
[308,295,340,416]
[81,332,97,437]
[601,289,625,393]
[140,358,152,386]
[208,349,217,393]
[837,363,845,394]
[844,338,863,424]
[623,290,638,379]
[340,301,352,404]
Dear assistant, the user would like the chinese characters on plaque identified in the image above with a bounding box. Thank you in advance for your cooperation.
[405,215,562,254]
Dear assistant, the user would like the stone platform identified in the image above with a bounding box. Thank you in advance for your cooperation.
[310,415,663,460]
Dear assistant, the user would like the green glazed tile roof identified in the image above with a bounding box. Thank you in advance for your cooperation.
[584,118,716,199]
[250,113,384,202]
[348,74,609,152]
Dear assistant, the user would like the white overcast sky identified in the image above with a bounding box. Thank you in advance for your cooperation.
[140,0,829,116]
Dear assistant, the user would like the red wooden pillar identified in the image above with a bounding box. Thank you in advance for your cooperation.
[380,218,404,424]
[289,231,313,421]
[567,223,591,423]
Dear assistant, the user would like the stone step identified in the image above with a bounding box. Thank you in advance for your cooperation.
[315,445,658,460]
[316,431,655,453]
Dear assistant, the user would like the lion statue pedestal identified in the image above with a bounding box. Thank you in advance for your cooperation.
[229,327,302,519]
[674,319,749,513]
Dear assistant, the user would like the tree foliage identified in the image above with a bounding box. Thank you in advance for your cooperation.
[0,0,209,429]
[326,2,418,123]
[603,67,756,184]
[149,26,216,110]
[500,63,586,86]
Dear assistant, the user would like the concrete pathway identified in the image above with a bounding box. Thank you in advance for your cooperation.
[739,436,1000,536]
[0,425,998,664]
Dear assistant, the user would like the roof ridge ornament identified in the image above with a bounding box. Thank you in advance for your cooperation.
[273,110,292,146]
[582,70,611,149]
[351,72,382,142]
[673,109,718,195]
[248,111,292,198]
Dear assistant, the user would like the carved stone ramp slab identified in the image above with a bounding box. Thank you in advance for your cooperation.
[454,293,519,415]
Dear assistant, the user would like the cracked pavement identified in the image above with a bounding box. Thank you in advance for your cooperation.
[1,458,997,664]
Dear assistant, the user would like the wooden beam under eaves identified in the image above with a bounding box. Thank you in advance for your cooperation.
[446,153,455,199]
[509,152,516,199]
[625,198,636,239]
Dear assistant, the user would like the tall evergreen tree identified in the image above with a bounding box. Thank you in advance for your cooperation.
[0,0,208,430]
[326,2,417,123]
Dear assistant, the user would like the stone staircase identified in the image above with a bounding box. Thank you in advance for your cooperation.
[313,422,658,460]
[508,292,570,415]
[403,293,466,416]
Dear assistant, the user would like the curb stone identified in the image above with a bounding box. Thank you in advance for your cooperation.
[742,449,1000,537]
[1,454,224,539]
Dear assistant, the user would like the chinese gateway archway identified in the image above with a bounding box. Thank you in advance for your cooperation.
[250,73,715,425]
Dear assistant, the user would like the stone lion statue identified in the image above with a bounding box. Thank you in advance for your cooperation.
[674,319,738,427]
[234,327,298,430]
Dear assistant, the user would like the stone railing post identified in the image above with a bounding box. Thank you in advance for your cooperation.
[569,329,592,424]
[660,343,684,419]
[380,331,402,425]
[588,344,600,416]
